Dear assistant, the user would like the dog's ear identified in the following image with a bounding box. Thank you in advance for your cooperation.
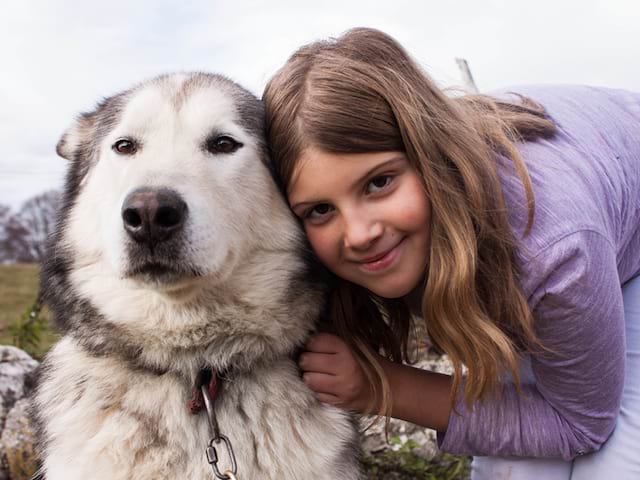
[56,112,97,161]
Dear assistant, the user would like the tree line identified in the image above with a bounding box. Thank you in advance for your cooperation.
[0,190,60,264]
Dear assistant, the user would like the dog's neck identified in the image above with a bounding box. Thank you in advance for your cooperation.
[51,247,326,381]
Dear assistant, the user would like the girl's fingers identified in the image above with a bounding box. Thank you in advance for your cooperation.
[302,372,337,395]
[298,351,338,374]
[314,392,341,406]
[305,332,346,353]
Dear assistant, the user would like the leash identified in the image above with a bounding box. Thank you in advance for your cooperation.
[191,369,239,480]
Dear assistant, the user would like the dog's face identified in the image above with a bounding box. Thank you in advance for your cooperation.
[57,73,298,292]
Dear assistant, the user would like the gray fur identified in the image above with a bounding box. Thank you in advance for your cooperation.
[34,72,360,479]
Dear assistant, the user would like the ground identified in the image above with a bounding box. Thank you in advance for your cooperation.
[0,264,58,358]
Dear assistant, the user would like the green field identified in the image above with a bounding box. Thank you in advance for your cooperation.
[0,263,58,359]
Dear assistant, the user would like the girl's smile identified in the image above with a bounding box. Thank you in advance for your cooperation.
[288,148,431,298]
[356,236,405,273]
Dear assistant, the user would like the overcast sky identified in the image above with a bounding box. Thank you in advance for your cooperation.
[1,0,638,209]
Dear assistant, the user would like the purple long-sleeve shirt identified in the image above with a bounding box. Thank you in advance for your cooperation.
[439,85,640,460]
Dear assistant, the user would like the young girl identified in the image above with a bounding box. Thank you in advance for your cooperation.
[263,28,640,479]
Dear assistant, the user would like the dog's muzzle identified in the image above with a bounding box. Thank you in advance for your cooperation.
[122,187,187,248]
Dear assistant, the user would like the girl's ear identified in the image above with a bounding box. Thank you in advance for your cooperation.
[56,112,97,161]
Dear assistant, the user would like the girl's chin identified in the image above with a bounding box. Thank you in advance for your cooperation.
[357,268,427,301]
[362,280,419,299]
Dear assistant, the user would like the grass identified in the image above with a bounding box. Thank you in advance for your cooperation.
[0,264,40,326]
[362,436,471,479]
[0,263,58,359]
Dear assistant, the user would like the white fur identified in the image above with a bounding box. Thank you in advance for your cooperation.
[38,338,357,479]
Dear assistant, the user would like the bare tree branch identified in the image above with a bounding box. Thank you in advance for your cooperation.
[0,190,61,263]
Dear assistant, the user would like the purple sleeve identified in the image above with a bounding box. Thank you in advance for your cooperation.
[439,230,625,460]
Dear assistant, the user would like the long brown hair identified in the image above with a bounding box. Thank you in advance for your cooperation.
[263,27,556,414]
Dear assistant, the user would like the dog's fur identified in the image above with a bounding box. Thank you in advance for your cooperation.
[32,73,361,479]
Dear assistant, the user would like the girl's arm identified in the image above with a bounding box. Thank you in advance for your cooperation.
[299,332,453,432]
[381,355,452,432]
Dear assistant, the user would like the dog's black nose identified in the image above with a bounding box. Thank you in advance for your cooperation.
[122,188,187,246]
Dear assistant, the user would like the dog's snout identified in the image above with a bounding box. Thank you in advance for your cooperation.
[122,188,187,246]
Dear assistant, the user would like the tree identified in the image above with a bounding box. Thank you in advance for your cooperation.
[3,214,32,262]
[0,190,61,263]
[0,203,13,263]
[14,190,61,262]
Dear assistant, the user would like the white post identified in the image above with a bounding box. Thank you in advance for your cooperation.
[455,58,479,94]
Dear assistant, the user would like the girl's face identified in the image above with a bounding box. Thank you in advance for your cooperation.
[288,147,431,299]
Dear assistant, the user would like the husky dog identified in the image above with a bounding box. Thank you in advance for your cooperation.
[33,73,361,479]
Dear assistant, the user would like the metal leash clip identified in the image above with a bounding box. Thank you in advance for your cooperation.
[201,384,238,480]
[205,435,238,480]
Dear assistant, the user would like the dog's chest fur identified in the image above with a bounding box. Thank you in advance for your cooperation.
[37,337,359,479]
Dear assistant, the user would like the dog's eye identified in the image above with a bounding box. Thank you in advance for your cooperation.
[206,135,242,155]
[112,138,137,155]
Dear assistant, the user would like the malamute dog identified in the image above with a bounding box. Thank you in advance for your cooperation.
[33,73,360,479]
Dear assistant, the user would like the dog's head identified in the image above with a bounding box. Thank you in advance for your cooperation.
[55,73,299,289]
[43,73,324,369]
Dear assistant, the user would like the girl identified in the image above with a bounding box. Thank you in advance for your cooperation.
[263,28,640,479]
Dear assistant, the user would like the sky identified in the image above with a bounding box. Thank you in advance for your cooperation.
[1,0,638,209]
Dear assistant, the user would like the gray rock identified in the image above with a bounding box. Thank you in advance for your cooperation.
[0,402,6,438]
[0,346,39,418]
[361,416,440,460]
[0,398,39,480]
[361,352,454,460]
[0,346,40,480]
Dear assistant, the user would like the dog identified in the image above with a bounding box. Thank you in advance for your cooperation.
[32,72,361,479]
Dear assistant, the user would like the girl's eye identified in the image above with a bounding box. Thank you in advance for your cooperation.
[366,175,392,193]
[306,203,334,220]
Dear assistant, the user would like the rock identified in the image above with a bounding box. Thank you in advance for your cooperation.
[0,402,6,438]
[414,351,455,376]
[361,416,441,460]
[0,346,40,480]
[361,351,454,460]
[0,399,39,480]
[0,346,39,420]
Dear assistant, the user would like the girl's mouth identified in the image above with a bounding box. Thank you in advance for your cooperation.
[358,238,405,273]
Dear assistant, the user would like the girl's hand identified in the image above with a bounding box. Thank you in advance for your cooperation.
[298,332,373,412]
[299,333,453,432]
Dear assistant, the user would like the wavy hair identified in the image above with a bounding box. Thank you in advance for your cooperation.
[263,28,556,414]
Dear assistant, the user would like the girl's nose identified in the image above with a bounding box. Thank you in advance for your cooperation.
[342,211,383,251]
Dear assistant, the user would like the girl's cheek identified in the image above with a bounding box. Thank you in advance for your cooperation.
[306,227,339,268]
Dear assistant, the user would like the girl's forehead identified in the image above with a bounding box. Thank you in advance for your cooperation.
[287,147,335,199]
[287,147,406,201]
